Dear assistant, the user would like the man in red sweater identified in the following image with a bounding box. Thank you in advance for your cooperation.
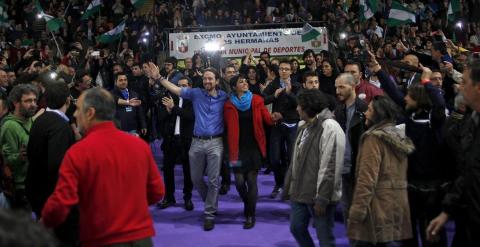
[41,88,165,246]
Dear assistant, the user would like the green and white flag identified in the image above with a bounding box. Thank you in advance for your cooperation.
[387,1,416,27]
[35,0,64,32]
[447,0,461,22]
[131,0,147,9]
[301,23,320,42]
[82,0,102,20]
[359,0,378,21]
[0,0,9,27]
[96,21,125,43]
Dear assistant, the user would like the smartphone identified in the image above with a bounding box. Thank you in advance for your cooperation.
[91,51,100,56]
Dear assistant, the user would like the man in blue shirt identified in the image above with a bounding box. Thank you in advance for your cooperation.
[148,62,227,231]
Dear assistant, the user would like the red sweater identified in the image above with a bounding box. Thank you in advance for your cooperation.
[355,79,384,104]
[224,95,274,162]
[42,122,165,246]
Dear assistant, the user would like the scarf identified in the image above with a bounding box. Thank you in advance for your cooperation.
[230,91,253,111]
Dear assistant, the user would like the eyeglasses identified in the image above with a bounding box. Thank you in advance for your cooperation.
[279,67,291,71]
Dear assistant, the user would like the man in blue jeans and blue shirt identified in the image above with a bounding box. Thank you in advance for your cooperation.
[148,63,227,231]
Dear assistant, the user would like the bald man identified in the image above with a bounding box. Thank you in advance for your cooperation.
[400,54,422,90]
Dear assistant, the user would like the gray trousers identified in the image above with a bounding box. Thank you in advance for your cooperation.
[189,137,223,219]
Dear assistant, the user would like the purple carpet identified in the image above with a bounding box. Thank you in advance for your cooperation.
[149,142,454,247]
[150,167,349,247]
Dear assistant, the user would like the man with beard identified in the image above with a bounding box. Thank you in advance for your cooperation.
[149,62,228,231]
[0,84,38,210]
[343,61,383,104]
[333,73,368,229]
[297,49,320,84]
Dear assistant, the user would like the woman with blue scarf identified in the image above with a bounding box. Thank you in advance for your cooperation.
[224,74,274,229]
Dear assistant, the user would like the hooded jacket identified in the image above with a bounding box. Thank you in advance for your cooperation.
[0,114,32,189]
[348,123,415,243]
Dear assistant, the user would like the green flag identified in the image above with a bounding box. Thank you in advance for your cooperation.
[387,1,416,27]
[35,0,64,32]
[0,0,9,27]
[447,0,461,23]
[82,0,102,20]
[131,0,147,9]
[359,0,378,21]
[301,23,321,42]
[96,21,125,43]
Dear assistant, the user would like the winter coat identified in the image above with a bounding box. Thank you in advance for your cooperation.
[348,123,415,243]
[224,95,273,162]
[283,109,345,206]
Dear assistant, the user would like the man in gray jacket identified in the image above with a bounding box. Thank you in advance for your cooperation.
[284,89,345,247]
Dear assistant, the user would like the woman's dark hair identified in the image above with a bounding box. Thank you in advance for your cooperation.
[321,58,339,76]
[369,95,400,126]
[247,65,259,81]
[229,74,247,91]
[297,89,330,118]
[407,85,432,111]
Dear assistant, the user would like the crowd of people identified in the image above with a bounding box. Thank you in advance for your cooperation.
[0,0,480,247]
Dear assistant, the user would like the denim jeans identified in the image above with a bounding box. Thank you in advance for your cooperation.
[290,201,336,247]
[189,137,223,220]
[270,124,297,188]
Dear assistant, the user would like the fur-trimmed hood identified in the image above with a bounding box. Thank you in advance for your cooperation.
[365,123,415,155]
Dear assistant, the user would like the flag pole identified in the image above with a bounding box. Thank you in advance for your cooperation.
[383,25,388,43]
[63,0,72,17]
[50,31,63,58]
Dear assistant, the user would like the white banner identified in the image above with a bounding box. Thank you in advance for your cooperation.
[169,27,328,59]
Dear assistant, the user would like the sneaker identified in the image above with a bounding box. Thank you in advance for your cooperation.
[219,184,230,195]
[270,186,282,199]
[184,199,194,211]
[204,219,215,231]
[157,199,176,209]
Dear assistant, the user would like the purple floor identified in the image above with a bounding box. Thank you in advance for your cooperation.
[151,167,350,247]
[149,142,454,247]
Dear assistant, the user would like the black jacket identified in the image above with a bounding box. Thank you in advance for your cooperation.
[442,112,480,245]
[334,98,368,176]
[26,111,76,215]
[263,78,300,123]
[377,69,449,185]
[158,95,194,146]
[127,75,150,109]
[111,88,147,132]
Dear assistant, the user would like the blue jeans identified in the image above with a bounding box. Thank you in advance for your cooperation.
[290,201,336,247]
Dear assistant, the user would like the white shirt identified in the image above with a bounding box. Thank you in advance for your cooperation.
[46,107,69,122]
[174,97,183,135]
